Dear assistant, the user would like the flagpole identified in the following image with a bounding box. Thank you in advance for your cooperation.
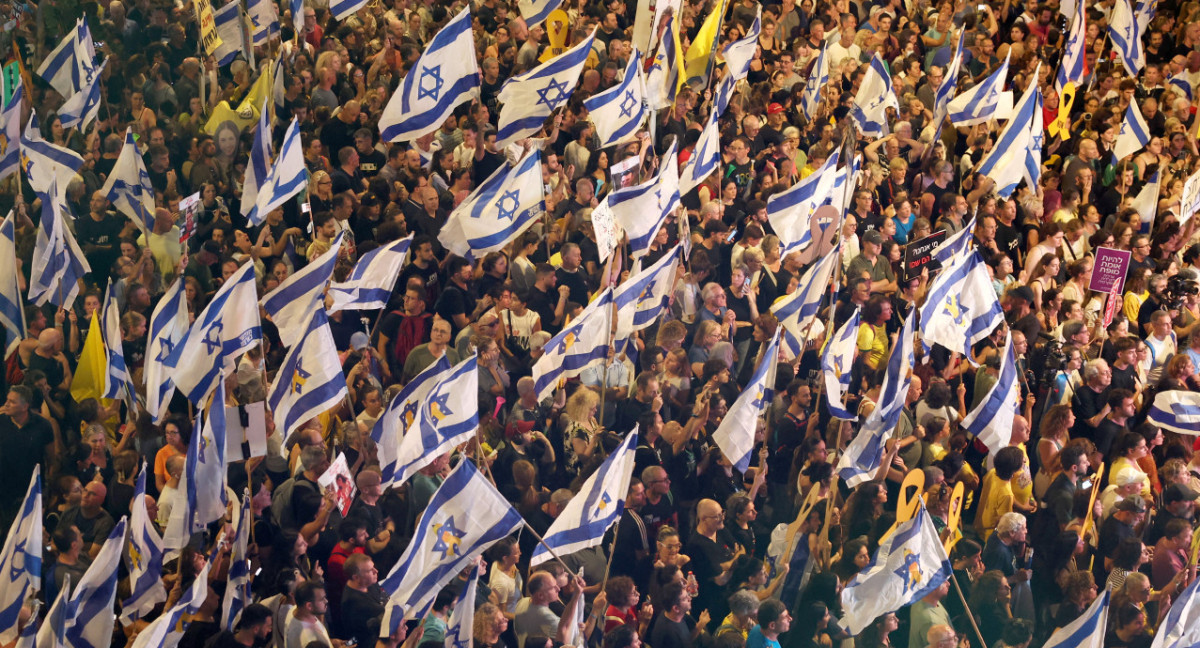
[950,571,990,648]
[600,517,621,590]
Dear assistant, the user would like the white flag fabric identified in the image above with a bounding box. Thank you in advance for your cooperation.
[1056,2,1087,93]
[120,468,166,624]
[976,68,1042,198]
[1114,100,1151,161]
[722,8,761,81]
[713,329,780,471]
[379,460,524,631]
[613,244,681,342]
[20,112,84,200]
[379,9,481,142]
[35,18,96,99]
[100,128,156,234]
[772,247,839,359]
[261,231,345,347]
[1109,0,1144,77]
[247,0,280,44]
[101,280,137,407]
[221,493,253,631]
[645,14,683,111]
[56,59,105,130]
[129,561,211,648]
[372,355,453,489]
[438,150,545,259]
[36,572,70,648]
[444,563,479,648]
[839,506,952,635]
[164,377,229,550]
[242,96,274,226]
[390,355,480,486]
[327,235,413,313]
[60,519,127,648]
[532,289,615,400]
[1152,574,1200,648]
[267,308,349,441]
[849,55,898,137]
[679,108,720,196]
[0,78,22,183]
[0,213,27,359]
[962,334,1020,457]
[584,50,648,148]
[530,431,639,566]
[145,278,189,422]
[767,148,841,254]
[28,179,90,310]
[821,309,860,421]
[1131,171,1160,232]
[518,0,565,27]
[607,142,680,260]
[1043,590,1110,648]
[496,30,596,147]
[0,468,41,643]
[169,261,262,405]
[919,250,1004,358]
[213,1,248,66]
[800,43,829,120]
[928,32,963,146]
[253,118,308,220]
[930,216,976,265]
[948,52,1011,126]
[1147,390,1200,436]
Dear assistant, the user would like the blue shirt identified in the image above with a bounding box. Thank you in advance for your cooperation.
[746,626,781,648]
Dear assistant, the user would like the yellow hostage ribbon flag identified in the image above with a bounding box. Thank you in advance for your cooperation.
[70,314,108,404]
[204,60,274,135]
[683,0,729,89]
[1048,82,1076,140]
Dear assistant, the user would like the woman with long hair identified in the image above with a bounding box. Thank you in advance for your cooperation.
[726,554,788,601]
[1034,404,1073,498]
[560,387,601,485]
[969,570,1014,648]
[1028,252,1060,314]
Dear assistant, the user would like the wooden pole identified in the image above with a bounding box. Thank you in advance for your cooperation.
[950,570,990,648]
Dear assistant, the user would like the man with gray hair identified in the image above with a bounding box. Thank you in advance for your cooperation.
[1071,358,1111,439]
[983,512,1034,620]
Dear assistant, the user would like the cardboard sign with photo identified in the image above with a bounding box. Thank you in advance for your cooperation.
[318,452,356,516]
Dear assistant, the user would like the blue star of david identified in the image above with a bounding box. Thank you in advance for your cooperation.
[495,189,520,222]
[8,537,28,581]
[943,295,969,326]
[418,65,444,102]
[450,635,472,648]
[291,359,311,394]
[894,551,923,594]
[619,90,638,118]
[202,322,224,354]
[401,400,420,428]
[637,278,659,306]
[1031,130,1044,149]
[536,78,571,108]
[431,516,466,559]
[428,392,454,422]
[156,338,174,363]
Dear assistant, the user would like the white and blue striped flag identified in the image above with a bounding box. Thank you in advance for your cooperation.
[36,18,96,99]
[767,147,840,254]
[614,244,681,343]
[164,376,229,550]
[221,491,253,631]
[1168,74,1193,100]
[59,518,127,648]
[1056,1,1087,94]
[839,505,952,635]
[145,278,189,422]
[496,30,596,147]
[518,0,565,28]
[976,67,1042,198]
[645,13,683,111]
[712,72,737,118]
[800,43,829,120]
[213,1,248,67]
[252,118,308,220]
[57,58,105,130]
[328,234,413,313]
[444,561,480,648]
[931,216,976,265]
[963,333,1020,456]
[372,355,452,489]
[1043,589,1110,648]
[120,467,166,624]
[532,289,615,400]
[267,307,349,442]
[0,78,21,183]
[290,0,303,36]
[20,111,84,200]
[821,309,860,421]
[837,308,916,487]
[771,245,839,360]
[929,32,963,146]
[584,50,648,148]
[0,213,26,359]
[101,279,137,408]
[1114,99,1151,161]
[1152,571,1200,648]
[1109,0,1144,77]
[28,179,90,309]
[261,231,345,347]
[0,468,41,644]
[242,96,274,226]
[849,54,898,137]
[168,261,262,405]
[129,560,211,648]
[100,128,156,234]
[714,328,780,472]
[379,459,524,630]
[390,355,479,485]
[438,150,545,259]
[36,573,69,648]
[531,430,639,566]
[680,108,720,196]
[723,8,761,81]
[948,52,1011,127]
[608,142,680,260]
[379,9,480,142]
[1147,390,1200,436]
[247,0,280,44]
[919,250,1004,358]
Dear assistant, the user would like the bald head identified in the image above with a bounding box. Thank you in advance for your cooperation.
[37,328,62,353]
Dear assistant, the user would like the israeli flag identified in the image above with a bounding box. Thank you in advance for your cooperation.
[20,111,84,200]
[221,492,253,631]
[948,52,1011,127]
[963,334,1020,456]
[645,14,683,111]
[919,250,1004,359]
[391,355,480,485]
[1152,572,1200,648]
[28,179,90,309]
[261,231,345,347]
[930,216,976,265]
[849,54,898,137]
[444,562,480,648]
[1109,0,1144,77]
[267,308,349,441]
[822,309,860,421]
[379,9,480,142]
[120,467,166,624]
[242,97,274,226]
[614,244,681,342]
[837,309,916,487]
[713,328,780,472]
[379,459,524,631]
[145,278,189,423]
[1044,590,1110,648]
[328,234,413,313]
[169,260,262,406]
[130,561,211,648]
[101,280,137,407]
[680,108,720,196]
[1168,74,1193,100]
[584,50,648,148]
[0,213,27,360]
[839,505,952,635]
[532,289,615,401]
[1147,390,1200,436]
[767,147,840,254]
[438,150,545,259]
[57,58,105,130]
[247,0,280,44]
[976,68,1042,198]
[518,0,565,27]
[771,248,839,360]
[0,468,41,644]
[800,43,829,120]
[0,78,22,183]
[253,118,308,220]
[289,0,303,35]
[164,376,229,550]
[100,128,156,234]
[530,431,639,566]
[372,356,453,489]
[712,73,737,118]
[1056,4,1087,93]
[607,142,680,260]
[213,1,248,66]
[496,30,596,147]
[60,518,127,648]
[723,7,761,81]
[929,32,963,146]
[36,18,96,99]
[1114,100,1151,161]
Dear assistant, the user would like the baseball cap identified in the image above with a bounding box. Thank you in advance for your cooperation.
[350,331,370,352]
[863,230,884,246]
[1114,467,1144,486]
[1164,483,1200,504]
[505,418,536,439]
[1116,495,1147,513]
[767,102,785,115]
[1007,285,1036,304]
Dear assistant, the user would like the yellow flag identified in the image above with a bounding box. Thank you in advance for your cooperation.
[204,60,273,135]
[683,0,728,89]
[70,315,109,404]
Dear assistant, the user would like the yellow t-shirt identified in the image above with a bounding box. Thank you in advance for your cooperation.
[1010,444,1034,509]
[856,322,889,370]
[977,469,1014,541]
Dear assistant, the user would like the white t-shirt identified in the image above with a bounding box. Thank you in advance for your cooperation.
[283,608,332,648]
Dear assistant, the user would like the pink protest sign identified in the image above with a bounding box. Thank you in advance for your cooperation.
[1088,247,1131,294]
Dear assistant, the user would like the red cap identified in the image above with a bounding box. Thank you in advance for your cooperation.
[767,103,785,115]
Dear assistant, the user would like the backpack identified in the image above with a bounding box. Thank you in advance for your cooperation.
[270,475,317,529]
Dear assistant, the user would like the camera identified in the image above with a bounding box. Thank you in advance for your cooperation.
[1163,273,1199,310]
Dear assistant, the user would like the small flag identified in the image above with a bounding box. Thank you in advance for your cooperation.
[327,235,413,313]
[261,231,344,347]
[438,151,545,259]
[0,213,27,359]
[1113,100,1151,161]
[496,30,596,147]
[849,54,899,137]
[962,334,1020,456]
[532,289,615,400]
[266,308,349,441]
[821,309,860,421]
[145,278,189,423]
[1109,0,1144,77]
[948,52,1011,127]
[100,128,156,234]
[713,328,780,471]
[372,356,453,489]
[1147,390,1200,436]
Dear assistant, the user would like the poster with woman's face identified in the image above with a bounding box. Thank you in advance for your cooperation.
[318,452,357,516]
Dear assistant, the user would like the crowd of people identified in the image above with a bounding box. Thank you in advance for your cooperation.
[1,0,1200,646]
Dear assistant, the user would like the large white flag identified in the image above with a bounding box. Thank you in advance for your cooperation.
[438,151,545,259]
[100,128,156,234]
[0,468,41,643]
[496,31,596,146]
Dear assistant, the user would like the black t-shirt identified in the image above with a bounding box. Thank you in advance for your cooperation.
[358,149,386,178]
[648,614,694,648]
[526,286,559,336]
[434,283,474,336]
[341,586,386,645]
[0,413,54,510]
[1111,364,1138,393]
[994,221,1022,264]
[724,288,753,343]
[725,161,753,196]
[613,397,650,434]
[555,267,589,308]
[1071,385,1110,440]
[75,211,126,276]
[397,260,441,307]
[473,150,506,186]
[684,529,737,615]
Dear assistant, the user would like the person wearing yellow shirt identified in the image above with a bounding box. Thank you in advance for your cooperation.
[856,295,893,371]
[975,446,1027,541]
